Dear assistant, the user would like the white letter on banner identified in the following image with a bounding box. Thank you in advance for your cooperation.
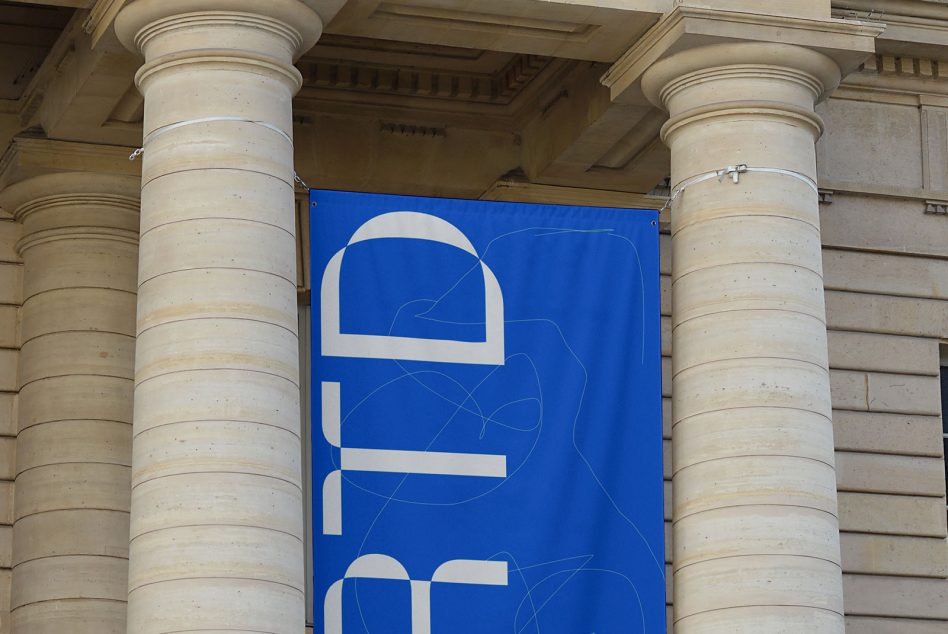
[320,211,505,365]
[321,381,507,535]
[325,555,508,634]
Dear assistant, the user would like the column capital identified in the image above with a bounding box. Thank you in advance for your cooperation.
[601,4,883,107]
[0,172,141,255]
[0,136,141,206]
[641,42,840,144]
[114,0,338,61]
[641,42,842,110]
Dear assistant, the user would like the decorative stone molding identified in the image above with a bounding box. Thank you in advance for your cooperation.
[0,172,141,256]
[0,136,141,219]
[380,122,447,137]
[860,54,946,79]
[924,199,948,215]
[602,6,882,105]
[299,50,551,106]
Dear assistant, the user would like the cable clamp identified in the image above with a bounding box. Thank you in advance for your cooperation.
[717,164,748,183]
[661,164,818,212]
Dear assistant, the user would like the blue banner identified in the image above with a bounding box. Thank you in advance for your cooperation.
[311,190,664,633]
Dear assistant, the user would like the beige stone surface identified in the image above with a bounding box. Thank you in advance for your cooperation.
[820,194,948,259]
[0,267,21,307]
[115,1,320,630]
[642,38,850,632]
[10,600,127,634]
[838,492,948,537]
[832,411,944,457]
[835,452,946,497]
[827,330,940,376]
[830,370,942,415]
[823,249,948,301]
[845,616,948,633]
[0,172,139,632]
[20,288,136,342]
[842,574,948,620]
[816,99,924,189]
[840,533,948,578]
[826,291,948,339]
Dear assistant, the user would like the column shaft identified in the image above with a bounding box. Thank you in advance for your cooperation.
[3,173,140,632]
[115,1,322,631]
[643,43,846,633]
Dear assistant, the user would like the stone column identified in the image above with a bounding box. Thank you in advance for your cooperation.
[1,173,140,632]
[642,43,845,633]
[114,1,322,631]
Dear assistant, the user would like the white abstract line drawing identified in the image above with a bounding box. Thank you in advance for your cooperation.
[387,226,665,576]
[318,220,663,632]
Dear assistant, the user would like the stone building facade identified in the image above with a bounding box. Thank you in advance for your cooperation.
[0,0,941,632]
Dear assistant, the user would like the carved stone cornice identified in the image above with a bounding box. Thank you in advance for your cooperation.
[924,199,948,215]
[861,53,946,79]
[293,35,576,130]
[299,50,552,106]
[833,1,948,58]
[837,53,948,105]
[602,6,883,105]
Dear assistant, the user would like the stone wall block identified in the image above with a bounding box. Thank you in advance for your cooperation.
[835,453,946,497]
[839,493,947,537]
[831,411,944,457]
[841,534,948,578]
